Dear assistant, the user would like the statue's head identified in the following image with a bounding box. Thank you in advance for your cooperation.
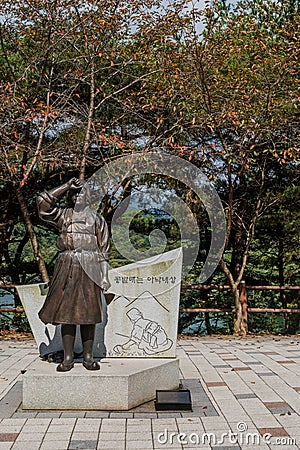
[67,183,92,210]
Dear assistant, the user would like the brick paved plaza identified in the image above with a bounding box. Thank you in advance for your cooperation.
[0,335,299,449]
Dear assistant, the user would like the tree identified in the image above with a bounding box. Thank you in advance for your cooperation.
[1,0,299,338]
[120,0,300,334]
[0,0,185,283]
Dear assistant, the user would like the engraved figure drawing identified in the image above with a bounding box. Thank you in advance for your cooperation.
[113,307,173,356]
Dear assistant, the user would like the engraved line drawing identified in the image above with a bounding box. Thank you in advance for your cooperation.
[111,290,170,313]
[113,307,173,356]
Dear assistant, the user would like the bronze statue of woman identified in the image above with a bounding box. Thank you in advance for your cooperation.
[37,177,110,372]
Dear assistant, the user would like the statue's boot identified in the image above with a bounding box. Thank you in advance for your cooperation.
[57,324,76,372]
[80,324,100,370]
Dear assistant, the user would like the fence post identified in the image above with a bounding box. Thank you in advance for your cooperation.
[239,281,248,333]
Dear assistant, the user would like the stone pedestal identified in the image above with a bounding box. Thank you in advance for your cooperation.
[22,357,179,410]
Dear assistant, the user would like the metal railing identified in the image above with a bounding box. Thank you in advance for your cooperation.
[1,283,300,330]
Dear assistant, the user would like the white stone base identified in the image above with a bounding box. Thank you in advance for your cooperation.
[22,357,179,410]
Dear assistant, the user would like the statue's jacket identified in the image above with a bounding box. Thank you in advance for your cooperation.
[37,190,110,325]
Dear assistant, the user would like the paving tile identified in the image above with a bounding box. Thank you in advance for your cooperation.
[11,442,41,450]
[276,360,296,364]
[43,432,72,441]
[101,418,126,426]
[201,420,230,431]
[243,362,262,365]
[133,413,158,419]
[206,382,227,387]
[258,427,289,437]
[126,426,152,434]
[182,448,211,450]
[185,348,203,353]
[268,446,298,450]
[264,401,290,408]
[281,427,300,438]
[185,351,202,355]
[47,424,75,433]
[126,432,152,441]
[257,372,276,377]
[176,417,201,424]
[24,418,51,426]
[109,412,134,418]
[179,411,205,418]
[0,429,21,436]
[61,412,86,418]
[74,419,101,432]
[36,412,62,418]
[156,412,183,418]
[0,421,25,428]
[153,446,183,450]
[126,419,152,430]
[235,394,257,399]
[11,413,38,419]
[213,365,230,368]
[40,442,69,450]
[100,426,126,433]
[68,440,98,449]
[152,417,177,424]
[98,432,125,441]
[51,418,77,425]
[211,447,241,450]
[127,418,152,424]
[0,443,13,450]
[176,425,205,434]
[215,352,231,355]
[71,432,99,440]
[264,401,295,415]
[20,424,49,433]
[0,435,18,443]
[0,383,22,420]
[85,412,109,418]
[125,441,154,449]
[250,414,282,429]
[275,413,300,427]
[239,445,270,450]
[15,431,44,441]
[96,441,125,449]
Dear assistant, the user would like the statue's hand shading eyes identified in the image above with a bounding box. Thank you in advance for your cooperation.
[68,178,84,190]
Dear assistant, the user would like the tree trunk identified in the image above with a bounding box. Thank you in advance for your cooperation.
[79,60,95,180]
[233,285,247,336]
[15,188,49,283]
[278,239,289,332]
[204,312,212,335]
[278,239,286,305]
[220,259,247,336]
[230,222,244,280]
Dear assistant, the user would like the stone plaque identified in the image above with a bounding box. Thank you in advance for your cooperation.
[105,247,182,358]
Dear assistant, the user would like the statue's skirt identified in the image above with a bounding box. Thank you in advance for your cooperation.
[38,250,103,325]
